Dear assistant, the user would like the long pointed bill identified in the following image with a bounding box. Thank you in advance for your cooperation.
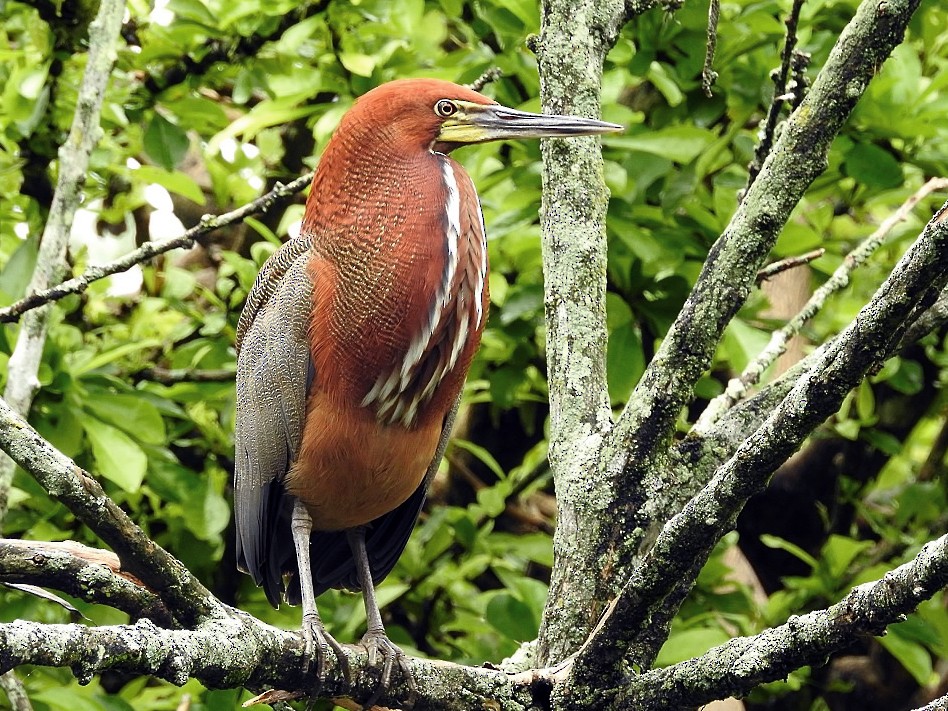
[436,103,623,145]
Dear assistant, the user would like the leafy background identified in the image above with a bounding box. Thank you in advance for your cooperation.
[2,0,948,708]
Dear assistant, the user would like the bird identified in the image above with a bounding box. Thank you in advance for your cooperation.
[233,77,621,703]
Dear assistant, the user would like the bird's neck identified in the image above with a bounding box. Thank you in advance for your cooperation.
[304,143,488,429]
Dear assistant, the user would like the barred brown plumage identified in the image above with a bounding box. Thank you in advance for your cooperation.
[232,77,621,704]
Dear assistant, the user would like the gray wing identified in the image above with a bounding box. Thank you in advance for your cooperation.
[286,396,462,602]
[234,235,314,605]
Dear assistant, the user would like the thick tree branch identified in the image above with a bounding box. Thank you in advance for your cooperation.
[0,540,172,626]
[616,534,948,708]
[0,613,560,711]
[600,0,923,603]
[534,0,652,665]
[0,173,314,324]
[571,201,948,684]
[0,397,219,626]
[609,0,921,466]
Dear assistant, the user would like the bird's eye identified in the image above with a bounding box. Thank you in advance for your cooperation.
[434,99,458,118]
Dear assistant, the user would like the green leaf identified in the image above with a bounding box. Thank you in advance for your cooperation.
[166,0,217,24]
[485,592,536,641]
[760,534,818,570]
[453,439,506,479]
[655,627,731,667]
[0,238,38,302]
[607,322,644,405]
[143,113,190,171]
[606,127,716,164]
[82,418,148,492]
[134,165,205,204]
[879,629,935,686]
[339,52,377,77]
[84,392,167,445]
[842,143,903,189]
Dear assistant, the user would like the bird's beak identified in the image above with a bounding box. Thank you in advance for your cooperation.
[436,102,623,145]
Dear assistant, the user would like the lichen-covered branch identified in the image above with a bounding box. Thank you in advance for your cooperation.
[0,540,172,626]
[534,0,662,665]
[0,614,557,711]
[601,0,922,603]
[0,0,124,519]
[0,397,218,626]
[610,0,922,465]
[616,534,948,708]
[0,173,314,324]
[914,692,948,711]
[569,201,948,685]
[0,3,126,704]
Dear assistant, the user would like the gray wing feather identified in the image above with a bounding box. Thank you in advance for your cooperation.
[234,236,314,599]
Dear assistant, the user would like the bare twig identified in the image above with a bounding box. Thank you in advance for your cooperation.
[466,67,503,92]
[701,0,721,97]
[744,0,808,195]
[0,672,32,711]
[0,172,314,324]
[755,248,825,284]
[134,367,235,384]
[696,177,948,434]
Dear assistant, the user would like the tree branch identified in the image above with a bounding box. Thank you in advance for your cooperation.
[0,173,314,324]
[0,2,126,703]
[755,248,825,285]
[0,613,560,711]
[914,693,948,711]
[744,0,808,194]
[617,534,948,708]
[0,540,172,626]
[572,200,948,683]
[602,0,923,598]
[534,0,644,665]
[0,397,219,626]
[0,0,125,521]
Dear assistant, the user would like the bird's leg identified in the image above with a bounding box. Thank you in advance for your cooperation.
[291,500,351,682]
[346,526,417,709]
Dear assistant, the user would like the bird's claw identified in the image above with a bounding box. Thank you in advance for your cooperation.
[359,630,416,710]
[301,613,351,683]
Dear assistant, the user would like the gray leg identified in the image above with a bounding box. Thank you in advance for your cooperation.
[346,527,416,709]
[292,499,350,682]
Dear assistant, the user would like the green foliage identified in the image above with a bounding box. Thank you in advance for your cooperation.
[4,0,948,708]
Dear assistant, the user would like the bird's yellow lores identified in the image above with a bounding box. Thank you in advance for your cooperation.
[233,78,621,702]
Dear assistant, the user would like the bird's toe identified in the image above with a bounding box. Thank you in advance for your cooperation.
[301,614,351,683]
[359,631,416,709]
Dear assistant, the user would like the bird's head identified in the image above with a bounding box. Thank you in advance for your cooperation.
[341,78,623,154]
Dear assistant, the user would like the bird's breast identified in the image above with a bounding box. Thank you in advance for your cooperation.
[307,152,488,429]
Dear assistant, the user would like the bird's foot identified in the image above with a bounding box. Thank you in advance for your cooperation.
[301,612,351,683]
[358,629,416,710]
